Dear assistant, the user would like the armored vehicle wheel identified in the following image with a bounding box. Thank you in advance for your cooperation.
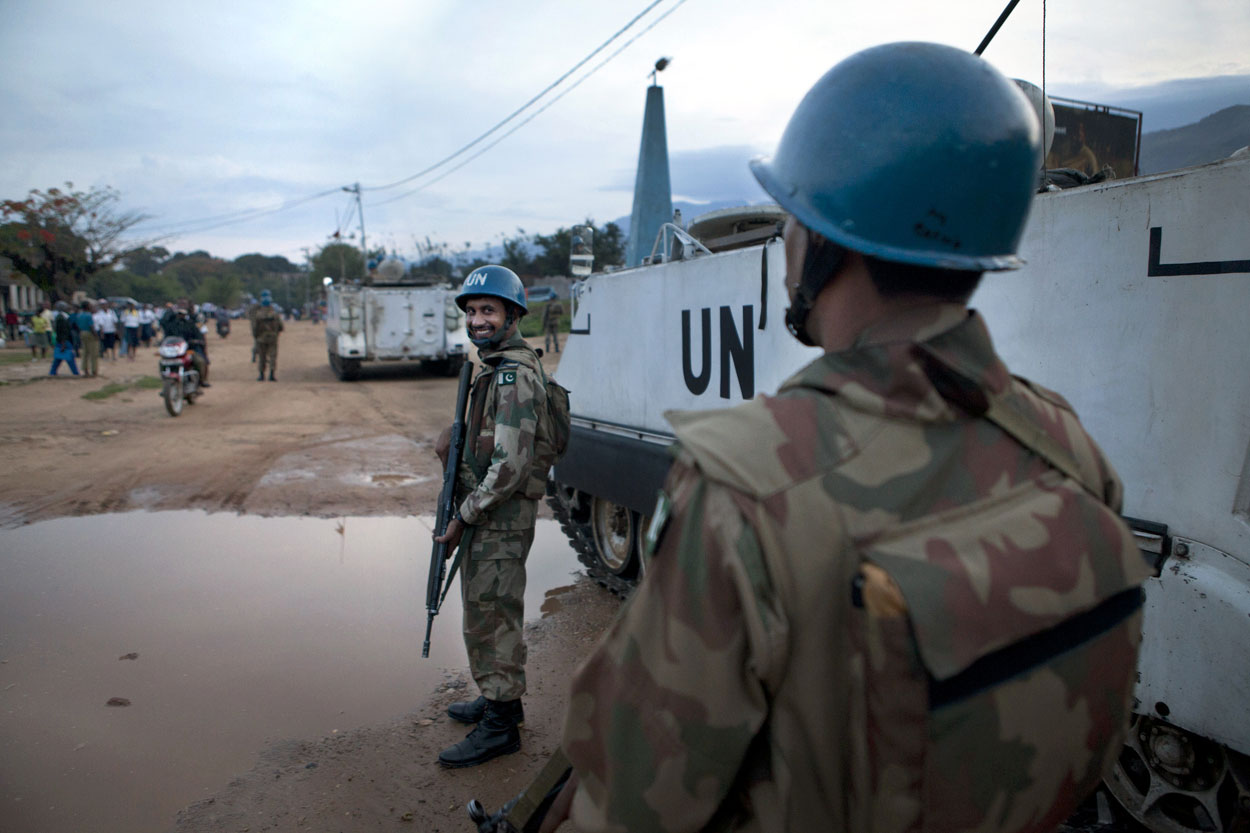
[427,355,466,377]
[590,496,641,578]
[163,380,184,416]
[330,352,361,381]
[1105,714,1250,833]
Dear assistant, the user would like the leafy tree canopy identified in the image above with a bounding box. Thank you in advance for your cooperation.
[311,242,366,282]
[1,183,149,300]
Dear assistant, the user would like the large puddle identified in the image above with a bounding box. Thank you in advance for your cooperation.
[0,511,583,833]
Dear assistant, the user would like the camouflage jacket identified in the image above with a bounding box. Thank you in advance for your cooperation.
[560,305,1149,833]
[250,306,283,343]
[456,332,547,530]
[542,301,564,329]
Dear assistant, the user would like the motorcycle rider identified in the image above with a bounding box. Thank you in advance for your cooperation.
[164,302,210,387]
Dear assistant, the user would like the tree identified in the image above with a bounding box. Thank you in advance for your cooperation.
[500,229,535,277]
[197,273,244,308]
[234,253,300,276]
[595,221,625,268]
[311,242,365,282]
[163,253,236,298]
[532,219,626,276]
[121,245,171,277]
[0,183,149,299]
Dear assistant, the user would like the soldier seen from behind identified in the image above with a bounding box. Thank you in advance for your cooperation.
[541,295,563,354]
[430,265,560,768]
[537,42,1152,833]
[251,289,284,381]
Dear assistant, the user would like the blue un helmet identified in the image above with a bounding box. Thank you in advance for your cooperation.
[455,265,527,313]
[456,265,527,348]
[750,42,1041,272]
[260,289,272,306]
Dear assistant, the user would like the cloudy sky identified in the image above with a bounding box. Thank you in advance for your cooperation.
[3,0,1247,264]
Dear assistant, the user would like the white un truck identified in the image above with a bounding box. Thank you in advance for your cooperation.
[323,258,470,381]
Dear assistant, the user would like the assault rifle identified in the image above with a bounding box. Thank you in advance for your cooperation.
[422,359,475,658]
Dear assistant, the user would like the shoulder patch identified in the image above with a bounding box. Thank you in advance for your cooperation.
[497,369,517,386]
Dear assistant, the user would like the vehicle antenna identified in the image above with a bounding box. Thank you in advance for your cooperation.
[974,0,1022,56]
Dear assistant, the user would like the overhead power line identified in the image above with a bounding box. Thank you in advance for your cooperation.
[368,0,691,208]
[134,188,341,237]
[362,0,670,192]
[126,0,688,240]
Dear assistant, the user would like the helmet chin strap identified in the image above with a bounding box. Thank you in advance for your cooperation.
[785,236,846,347]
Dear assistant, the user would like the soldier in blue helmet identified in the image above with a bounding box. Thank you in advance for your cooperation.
[540,42,1146,833]
[433,265,557,768]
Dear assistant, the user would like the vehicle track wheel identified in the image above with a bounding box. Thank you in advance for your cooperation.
[1105,714,1250,833]
[590,496,638,578]
[163,380,184,417]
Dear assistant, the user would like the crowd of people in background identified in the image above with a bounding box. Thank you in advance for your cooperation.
[1,295,318,381]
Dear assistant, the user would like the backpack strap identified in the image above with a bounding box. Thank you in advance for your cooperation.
[982,394,1103,500]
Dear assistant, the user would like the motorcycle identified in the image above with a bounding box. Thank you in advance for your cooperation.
[216,317,230,338]
[157,336,202,417]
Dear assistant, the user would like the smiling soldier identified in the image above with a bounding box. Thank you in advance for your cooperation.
[433,265,553,768]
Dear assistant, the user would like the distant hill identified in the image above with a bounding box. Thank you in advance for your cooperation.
[1139,105,1250,174]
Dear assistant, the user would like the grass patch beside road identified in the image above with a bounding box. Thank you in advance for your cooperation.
[83,376,163,400]
[0,351,36,366]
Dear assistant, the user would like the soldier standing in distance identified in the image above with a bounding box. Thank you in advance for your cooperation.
[541,42,1150,833]
[541,295,564,354]
[433,265,553,768]
[251,289,284,381]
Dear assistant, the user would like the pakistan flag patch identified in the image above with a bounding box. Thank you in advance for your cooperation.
[498,369,517,386]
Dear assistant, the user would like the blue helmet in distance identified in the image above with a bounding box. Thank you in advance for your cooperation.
[455,265,528,313]
[749,41,1042,272]
[260,289,273,306]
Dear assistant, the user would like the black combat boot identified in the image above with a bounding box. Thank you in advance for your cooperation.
[447,695,525,726]
[269,372,276,381]
[438,698,522,768]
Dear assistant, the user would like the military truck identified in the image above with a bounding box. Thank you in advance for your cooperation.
[323,257,470,380]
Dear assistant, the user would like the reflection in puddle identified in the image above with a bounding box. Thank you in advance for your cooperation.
[0,511,581,833]
[541,584,579,618]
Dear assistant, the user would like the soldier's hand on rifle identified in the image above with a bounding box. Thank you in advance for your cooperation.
[434,517,464,552]
[435,425,452,468]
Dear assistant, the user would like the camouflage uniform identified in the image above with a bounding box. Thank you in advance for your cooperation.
[251,305,283,378]
[457,331,548,701]
[560,305,1150,833]
[542,300,564,353]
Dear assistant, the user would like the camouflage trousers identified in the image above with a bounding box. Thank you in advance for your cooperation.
[256,340,278,377]
[460,526,534,701]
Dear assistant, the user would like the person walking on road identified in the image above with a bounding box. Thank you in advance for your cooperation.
[540,42,1150,833]
[49,310,80,376]
[251,289,284,381]
[29,305,51,359]
[432,265,557,769]
[95,301,119,360]
[74,302,99,377]
[541,297,563,354]
[121,302,141,362]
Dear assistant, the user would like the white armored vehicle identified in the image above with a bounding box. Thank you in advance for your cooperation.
[324,257,470,380]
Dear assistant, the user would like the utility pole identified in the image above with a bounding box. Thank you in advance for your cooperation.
[342,183,366,263]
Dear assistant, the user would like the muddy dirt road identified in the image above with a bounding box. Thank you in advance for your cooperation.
[0,324,612,833]
[0,320,557,524]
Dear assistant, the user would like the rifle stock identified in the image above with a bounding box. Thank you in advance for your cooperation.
[423,359,475,657]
